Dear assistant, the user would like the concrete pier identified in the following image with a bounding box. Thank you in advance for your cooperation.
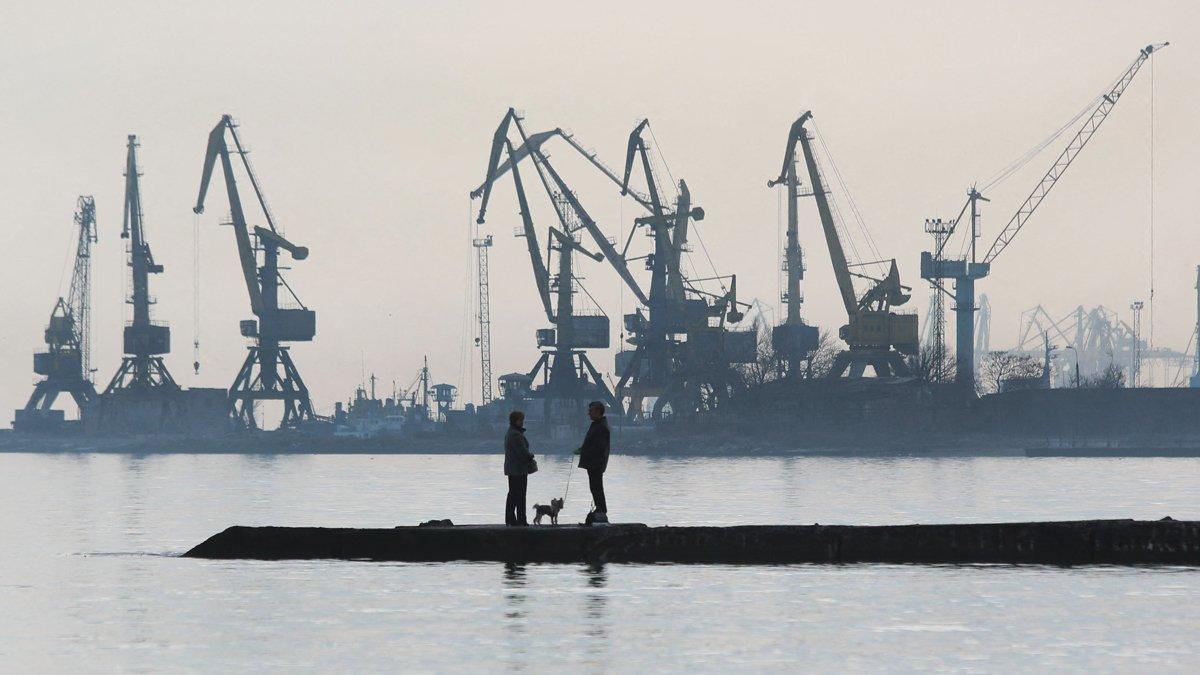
[184,519,1200,565]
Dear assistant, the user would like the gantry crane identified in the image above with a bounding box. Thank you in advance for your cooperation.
[16,197,99,430]
[473,109,619,419]
[103,135,178,395]
[780,112,918,377]
[921,42,1167,393]
[194,115,316,429]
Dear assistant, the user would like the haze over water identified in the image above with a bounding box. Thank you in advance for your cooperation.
[3,452,1198,671]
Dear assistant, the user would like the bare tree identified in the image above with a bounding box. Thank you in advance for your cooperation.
[807,330,840,379]
[977,350,1043,395]
[907,344,956,383]
[1080,362,1126,389]
[738,316,780,388]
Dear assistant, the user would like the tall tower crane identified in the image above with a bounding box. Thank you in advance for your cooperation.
[16,197,99,429]
[193,115,316,429]
[767,119,823,377]
[473,109,619,420]
[103,135,178,394]
[780,112,918,377]
[921,42,1167,393]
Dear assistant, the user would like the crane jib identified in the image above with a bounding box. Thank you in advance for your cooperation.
[981,42,1166,265]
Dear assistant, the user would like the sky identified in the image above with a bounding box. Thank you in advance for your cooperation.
[1,1,1197,423]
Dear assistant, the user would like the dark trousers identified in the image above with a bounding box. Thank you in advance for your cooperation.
[587,469,607,513]
[506,475,528,525]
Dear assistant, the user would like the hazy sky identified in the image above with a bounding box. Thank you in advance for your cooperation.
[2,1,1197,422]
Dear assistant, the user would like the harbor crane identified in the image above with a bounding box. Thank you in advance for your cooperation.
[475,111,752,419]
[922,42,1167,393]
[766,117,823,377]
[778,112,918,377]
[194,115,316,429]
[474,108,620,419]
[612,119,752,417]
[103,135,178,394]
[16,197,99,429]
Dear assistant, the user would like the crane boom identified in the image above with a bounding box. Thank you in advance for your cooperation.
[793,112,859,317]
[983,42,1167,264]
[506,137,555,321]
[194,116,263,314]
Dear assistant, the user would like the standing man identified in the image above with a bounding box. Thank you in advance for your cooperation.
[504,410,536,526]
[576,401,611,517]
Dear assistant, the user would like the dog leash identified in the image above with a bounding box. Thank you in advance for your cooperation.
[562,457,576,504]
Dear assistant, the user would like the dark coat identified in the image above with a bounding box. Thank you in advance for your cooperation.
[504,425,535,476]
[577,417,610,472]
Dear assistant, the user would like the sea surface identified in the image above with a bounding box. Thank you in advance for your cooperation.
[2,451,1199,672]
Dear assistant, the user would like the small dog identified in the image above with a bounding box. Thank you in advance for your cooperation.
[532,497,564,525]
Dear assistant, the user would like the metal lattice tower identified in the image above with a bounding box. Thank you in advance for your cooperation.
[69,196,98,382]
[473,233,494,405]
[1130,300,1144,386]
[924,218,951,381]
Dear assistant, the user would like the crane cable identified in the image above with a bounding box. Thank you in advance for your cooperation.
[810,121,886,281]
[980,91,1105,193]
[646,123,727,295]
[1148,55,1156,379]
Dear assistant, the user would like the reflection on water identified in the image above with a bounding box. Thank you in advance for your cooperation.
[1,453,1199,671]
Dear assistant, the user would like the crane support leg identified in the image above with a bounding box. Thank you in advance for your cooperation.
[955,277,976,391]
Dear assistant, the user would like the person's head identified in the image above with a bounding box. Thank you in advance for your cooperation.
[509,410,524,428]
[587,401,605,422]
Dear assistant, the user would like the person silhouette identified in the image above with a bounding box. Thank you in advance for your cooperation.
[575,401,610,517]
[503,410,536,526]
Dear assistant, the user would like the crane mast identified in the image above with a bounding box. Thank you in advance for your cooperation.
[766,116,822,376]
[104,135,178,394]
[194,115,316,430]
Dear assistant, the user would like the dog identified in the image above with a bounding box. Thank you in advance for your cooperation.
[532,497,564,525]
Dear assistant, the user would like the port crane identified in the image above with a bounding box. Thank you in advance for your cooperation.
[477,114,752,418]
[194,115,316,429]
[475,113,752,418]
[17,197,99,429]
[474,108,620,418]
[766,117,822,377]
[922,42,1167,392]
[613,119,751,417]
[103,135,178,395]
[777,112,918,377]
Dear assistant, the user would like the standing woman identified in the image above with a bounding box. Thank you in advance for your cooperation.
[504,410,536,526]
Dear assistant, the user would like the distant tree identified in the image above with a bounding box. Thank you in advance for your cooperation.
[977,350,1042,395]
[907,344,956,383]
[738,316,781,388]
[1080,362,1126,389]
[807,330,840,379]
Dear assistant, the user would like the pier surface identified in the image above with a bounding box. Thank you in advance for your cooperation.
[184,519,1200,565]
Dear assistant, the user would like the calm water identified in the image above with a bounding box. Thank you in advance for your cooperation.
[2,452,1199,672]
